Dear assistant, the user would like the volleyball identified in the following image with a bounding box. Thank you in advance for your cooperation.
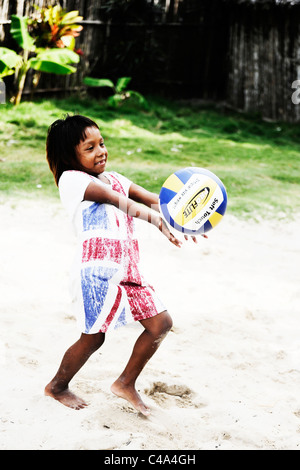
[159,167,227,235]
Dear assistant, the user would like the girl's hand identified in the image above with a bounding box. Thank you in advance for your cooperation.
[184,233,208,243]
[158,217,182,248]
[157,217,208,247]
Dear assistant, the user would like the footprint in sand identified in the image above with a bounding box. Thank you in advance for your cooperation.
[145,381,204,409]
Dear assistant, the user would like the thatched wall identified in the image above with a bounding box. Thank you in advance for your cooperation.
[225,0,300,122]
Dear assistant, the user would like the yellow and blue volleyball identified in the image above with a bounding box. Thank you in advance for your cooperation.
[159,167,227,235]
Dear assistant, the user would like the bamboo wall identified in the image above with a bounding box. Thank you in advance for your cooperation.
[226,1,300,122]
[1,0,300,122]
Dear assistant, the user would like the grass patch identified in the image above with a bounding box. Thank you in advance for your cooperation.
[0,96,299,218]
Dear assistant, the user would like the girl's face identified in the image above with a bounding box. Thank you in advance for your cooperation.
[75,126,108,175]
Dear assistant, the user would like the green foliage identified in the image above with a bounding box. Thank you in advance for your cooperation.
[28,4,83,50]
[29,48,79,74]
[10,15,35,51]
[84,76,149,109]
[84,77,115,88]
[0,47,22,79]
[4,6,83,105]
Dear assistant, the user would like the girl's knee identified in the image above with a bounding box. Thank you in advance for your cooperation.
[80,332,105,353]
[141,310,173,337]
[160,310,173,333]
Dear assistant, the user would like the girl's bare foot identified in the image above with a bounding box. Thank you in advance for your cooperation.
[111,379,151,417]
[44,382,88,410]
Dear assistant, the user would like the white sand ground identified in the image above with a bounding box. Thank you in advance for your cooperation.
[0,198,299,450]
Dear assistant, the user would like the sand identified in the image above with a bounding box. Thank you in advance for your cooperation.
[0,197,299,450]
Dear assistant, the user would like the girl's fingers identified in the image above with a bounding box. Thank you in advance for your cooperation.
[158,218,181,246]
[183,235,199,243]
[159,217,206,247]
[169,233,182,247]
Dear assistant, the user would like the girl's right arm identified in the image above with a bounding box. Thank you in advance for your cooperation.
[84,181,182,248]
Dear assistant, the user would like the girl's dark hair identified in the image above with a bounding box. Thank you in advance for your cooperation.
[46,114,99,185]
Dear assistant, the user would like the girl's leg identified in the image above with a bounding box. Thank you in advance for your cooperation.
[45,332,105,410]
[111,310,172,416]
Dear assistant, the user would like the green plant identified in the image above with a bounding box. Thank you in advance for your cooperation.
[28,4,83,50]
[0,47,22,79]
[8,8,82,105]
[84,76,148,109]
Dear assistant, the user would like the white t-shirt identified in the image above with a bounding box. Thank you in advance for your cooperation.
[57,169,165,334]
[58,170,132,236]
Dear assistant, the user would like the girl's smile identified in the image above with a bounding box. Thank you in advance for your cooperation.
[76,126,108,175]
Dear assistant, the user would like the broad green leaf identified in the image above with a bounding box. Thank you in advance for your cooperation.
[10,15,35,51]
[84,77,115,89]
[29,58,76,74]
[0,47,22,69]
[35,48,80,65]
[115,77,131,93]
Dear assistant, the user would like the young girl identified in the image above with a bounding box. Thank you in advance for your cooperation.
[44,114,195,416]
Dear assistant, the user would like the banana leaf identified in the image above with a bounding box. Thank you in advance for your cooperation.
[10,15,35,51]
[115,77,131,93]
[29,48,79,74]
[36,48,79,64]
[0,47,22,71]
[84,77,115,89]
[29,58,76,74]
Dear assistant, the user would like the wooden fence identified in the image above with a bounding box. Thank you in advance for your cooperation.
[226,0,300,122]
[1,0,300,122]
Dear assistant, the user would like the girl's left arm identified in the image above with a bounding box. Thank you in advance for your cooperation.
[129,183,159,211]
[129,183,205,242]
